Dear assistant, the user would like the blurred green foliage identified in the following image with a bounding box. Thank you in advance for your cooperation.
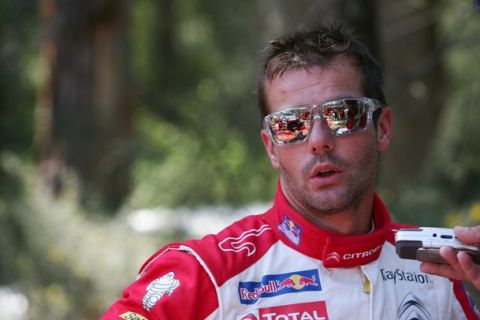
[131,110,276,208]
[128,0,277,208]
[385,0,480,226]
[0,0,37,154]
[0,153,166,318]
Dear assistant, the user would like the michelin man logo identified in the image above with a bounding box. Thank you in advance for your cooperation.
[142,272,180,311]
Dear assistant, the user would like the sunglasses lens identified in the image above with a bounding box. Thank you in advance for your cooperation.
[267,108,311,144]
[265,98,379,144]
[322,101,369,136]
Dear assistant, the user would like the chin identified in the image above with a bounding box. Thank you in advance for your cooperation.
[309,190,360,213]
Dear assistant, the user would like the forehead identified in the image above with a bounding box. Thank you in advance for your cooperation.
[264,57,364,113]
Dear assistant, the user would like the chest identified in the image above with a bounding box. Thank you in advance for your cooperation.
[214,243,453,320]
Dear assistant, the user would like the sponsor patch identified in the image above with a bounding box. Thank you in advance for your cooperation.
[142,272,180,311]
[238,269,321,305]
[380,269,432,285]
[323,244,384,267]
[119,311,148,320]
[236,301,329,320]
[342,244,383,260]
[325,251,341,263]
[278,215,301,245]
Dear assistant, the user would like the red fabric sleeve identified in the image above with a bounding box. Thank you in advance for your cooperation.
[100,249,218,319]
[452,280,480,320]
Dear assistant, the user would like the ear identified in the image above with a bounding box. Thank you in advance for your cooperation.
[376,106,393,152]
[261,129,280,169]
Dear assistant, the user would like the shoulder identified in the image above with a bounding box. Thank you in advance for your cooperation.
[144,213,278,286]
[102,213,277,319]
[201,213,278,283]
[101,247,218,319]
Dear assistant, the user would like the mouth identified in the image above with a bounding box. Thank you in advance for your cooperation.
[316,170,336,178]
[310,164,342,182]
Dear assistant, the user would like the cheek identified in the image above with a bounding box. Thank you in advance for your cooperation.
[275,148,304,172]
[353,135,379,168]
[338,132,378,161]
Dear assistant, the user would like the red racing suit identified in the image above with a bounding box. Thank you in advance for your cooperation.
[101,186,479,320]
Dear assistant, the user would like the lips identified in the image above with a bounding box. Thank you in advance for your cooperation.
[310,164,341,178]
[309,163,342,186]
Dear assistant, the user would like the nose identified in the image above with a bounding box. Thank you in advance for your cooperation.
[307,116,335,154]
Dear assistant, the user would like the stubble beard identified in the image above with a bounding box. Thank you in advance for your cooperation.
[280,144,379,215]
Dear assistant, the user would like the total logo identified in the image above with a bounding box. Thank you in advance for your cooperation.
[238,269,321,305]
[236,301,329,320]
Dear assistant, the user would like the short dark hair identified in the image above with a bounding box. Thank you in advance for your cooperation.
[257,24,386,120]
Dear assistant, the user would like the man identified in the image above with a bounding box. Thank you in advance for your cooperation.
[101,25,478,319]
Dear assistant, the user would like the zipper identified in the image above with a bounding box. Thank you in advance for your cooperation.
[363,275,371,294]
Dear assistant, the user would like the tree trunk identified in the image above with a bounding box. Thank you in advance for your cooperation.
[378,0,445,191]
[259,0,379,56]
[37,0,134,212]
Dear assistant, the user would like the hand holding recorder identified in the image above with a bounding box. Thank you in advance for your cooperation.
[396,226,480,290]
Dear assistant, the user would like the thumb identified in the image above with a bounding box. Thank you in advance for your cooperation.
[454,226,480,244]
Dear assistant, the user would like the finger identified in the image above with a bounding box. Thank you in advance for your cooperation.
[420,262,462,280]
[457,252,480,290]
[454,226,480,244]
[439,246,461,267]
[428,247,468,280]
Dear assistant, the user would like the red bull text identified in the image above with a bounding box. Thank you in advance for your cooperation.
[238,269,321,304]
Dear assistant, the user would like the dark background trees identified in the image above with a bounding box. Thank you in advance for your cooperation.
[0,0,479,318]
[38,0,133,212]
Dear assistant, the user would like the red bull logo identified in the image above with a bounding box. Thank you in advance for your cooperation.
[278,215,302,245]
[238,269,321,304]
[277,274,318,290]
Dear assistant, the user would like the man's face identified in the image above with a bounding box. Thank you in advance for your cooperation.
[261,56,392,216]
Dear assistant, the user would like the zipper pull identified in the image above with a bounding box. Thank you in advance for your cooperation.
[363,277,371,294]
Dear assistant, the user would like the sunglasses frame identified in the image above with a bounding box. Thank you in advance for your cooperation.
[263,97,382,145]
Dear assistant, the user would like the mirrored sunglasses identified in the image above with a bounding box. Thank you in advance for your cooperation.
[263,97,382,145]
